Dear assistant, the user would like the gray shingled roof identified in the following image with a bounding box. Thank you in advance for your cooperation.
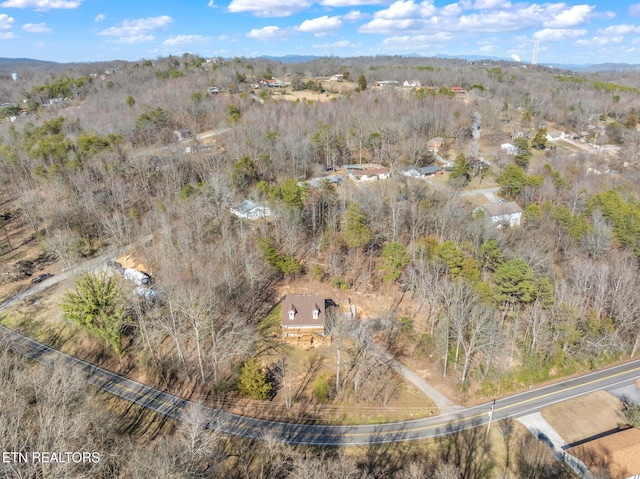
[233,199,261,215]
[420,165,442,175]
[482,201,523,216]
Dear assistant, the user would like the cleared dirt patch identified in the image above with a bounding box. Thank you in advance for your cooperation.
[541,391,624,445]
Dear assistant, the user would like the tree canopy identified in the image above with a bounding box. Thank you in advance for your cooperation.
[343,203,371,248]
[380,242,410,282]
[61,273,129,354]
[237,358,271,400]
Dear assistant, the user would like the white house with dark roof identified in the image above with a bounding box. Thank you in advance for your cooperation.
[481,201,523,227]
[231,199,271,220]
[348,167,391,182]
[401,165,443,178]
[299,175,343,188]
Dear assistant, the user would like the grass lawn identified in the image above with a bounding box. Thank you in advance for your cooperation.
[541,391,624,444]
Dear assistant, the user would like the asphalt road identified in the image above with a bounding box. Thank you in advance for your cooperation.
[1,320,639,446]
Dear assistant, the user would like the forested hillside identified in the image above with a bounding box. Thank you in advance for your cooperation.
[1,54,640,478]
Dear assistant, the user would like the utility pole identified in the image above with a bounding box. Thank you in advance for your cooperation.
[486,399,496,440]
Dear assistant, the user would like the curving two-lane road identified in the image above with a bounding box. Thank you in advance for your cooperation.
[2,322,640,445]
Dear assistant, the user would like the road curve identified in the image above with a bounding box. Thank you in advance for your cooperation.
[1,323,639,446]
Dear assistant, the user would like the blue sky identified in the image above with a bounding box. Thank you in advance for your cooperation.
[0,0,638,64]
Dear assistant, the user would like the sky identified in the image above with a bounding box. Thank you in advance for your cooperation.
[0,0,639,65]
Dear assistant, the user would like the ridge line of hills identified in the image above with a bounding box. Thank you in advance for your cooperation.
[1,55,639,73]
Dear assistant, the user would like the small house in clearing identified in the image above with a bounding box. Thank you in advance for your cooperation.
[501,143,518,155]
[546,130,565,142]
[428,137,445,152]
[299,175,343,188]
[401,165,443,178]
[348,167,391,182]
[281,295,330,348]
[231,199,272,220]
[173,128,192,141]
[481,202,523,227]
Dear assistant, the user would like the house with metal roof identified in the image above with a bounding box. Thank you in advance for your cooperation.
[299,175,344,188]
[401,165,443,178]
[231,199,272,220]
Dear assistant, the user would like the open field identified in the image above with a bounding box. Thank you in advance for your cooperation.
[541,391,624,445]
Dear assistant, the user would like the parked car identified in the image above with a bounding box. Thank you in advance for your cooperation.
[31,273,53,284]
[537,432,554,449]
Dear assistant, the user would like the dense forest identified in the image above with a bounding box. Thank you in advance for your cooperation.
[2,53,640,477]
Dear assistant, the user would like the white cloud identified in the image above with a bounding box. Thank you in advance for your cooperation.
[312,39,361,48]
[456,6,543,32]
[0,14,14,39]
[98,16,173,44]
[343,10,368,21]
[630,4,640,17]
[533,28,586,41]
[0,13,15,30]
[22,22,51,33]
[298,15,342,36]
[474,0,511,9]
[373,0,430,20]
[382,32,453,46]
[597,24,640,36]
[359,17,423,34]
[162,34,210,47]
[217,34,238,42]
[228,0,312,17]
[440,3,463,16]
[246,25,292,41]
[575,35,623,47]
[543,4,593,28]
[359,1,597,38]
[320,0,383,5]
[208,0,216,6]
[114,35,154,44]
[0,0,80,9]
[95,13,106,22]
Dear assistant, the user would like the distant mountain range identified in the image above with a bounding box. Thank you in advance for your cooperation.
[259,54,640,72]
[258,55,323,63]
[0,57,57,65]
[2,55,639,73]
